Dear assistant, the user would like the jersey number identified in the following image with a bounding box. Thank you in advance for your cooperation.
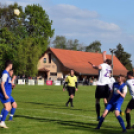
[104,69,110,77]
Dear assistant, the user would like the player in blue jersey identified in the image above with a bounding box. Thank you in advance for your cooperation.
[0,61,13,128]
[0,69,17,122]
[8,69,17,121]
[96,74,127,133]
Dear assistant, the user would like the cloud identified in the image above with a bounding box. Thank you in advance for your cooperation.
[2,0,134,63]
[50,4,99,19]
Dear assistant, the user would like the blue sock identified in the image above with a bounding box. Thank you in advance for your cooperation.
[0,108,4,120]
[9,108,16,120]
[97,116,105,128]
[1,109,9,121]
[117,116,126,130]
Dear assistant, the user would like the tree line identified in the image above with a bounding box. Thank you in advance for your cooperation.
[0,3,133,76]
[52,36,133,71]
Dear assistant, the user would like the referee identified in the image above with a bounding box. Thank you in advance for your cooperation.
[63,69,78,107]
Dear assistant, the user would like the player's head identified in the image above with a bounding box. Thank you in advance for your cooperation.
[9,69,14,77]
[117,74,126,83]
[70,69,74,76]
[105,59,112,65]
[127,71,133,79]
[5,60,13,71]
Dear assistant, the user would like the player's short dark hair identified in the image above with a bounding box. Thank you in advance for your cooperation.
[5,60,13,68]
[105,59,112,65]
[70,69,74,72]
[119,74,126,82]
[127,71,133,77]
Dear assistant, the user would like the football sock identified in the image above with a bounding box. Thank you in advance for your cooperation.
[9,108,16,120]
[67,98,71,104]
[126,113,131,127]
[70,98,73,106]
[117,116,126,130]
[97,116,105,128]
[96,103,100,118]
[1,109,9,121]
[0,108,4,120]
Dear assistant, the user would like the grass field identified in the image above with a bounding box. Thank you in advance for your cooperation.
[0,85,134,134]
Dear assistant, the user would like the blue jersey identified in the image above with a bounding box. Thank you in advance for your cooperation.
[109,82,126,104]
[0,70,12,97]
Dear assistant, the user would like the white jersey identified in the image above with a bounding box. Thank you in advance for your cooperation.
[108,77,116,90]
[126,79,134,99]
[97,63,112,86]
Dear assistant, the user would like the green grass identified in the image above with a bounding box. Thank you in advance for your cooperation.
[0,85,134,134]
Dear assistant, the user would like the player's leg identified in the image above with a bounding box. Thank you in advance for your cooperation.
[9,97,17,121]
[70,94,74,107]
[115,110,126,132]
[95,86,101,121]
[0,101,12,128]
[125,99,134,129]
[96,98,101,121]
[66,87,75,107]
[0,108,5,121]
[103,85,109,107]
[66,87,71,107]
[96,109,109,129]
[103,98,107,108]
[125,108,131,129]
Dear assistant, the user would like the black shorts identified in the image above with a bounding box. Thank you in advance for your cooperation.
[95,85,110,99]
[126,98,134,110]
[67,87,75,96]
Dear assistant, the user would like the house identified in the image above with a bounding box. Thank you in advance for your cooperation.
[37,48,128,81]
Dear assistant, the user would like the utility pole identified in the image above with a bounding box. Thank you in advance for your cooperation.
[109,48,116,76]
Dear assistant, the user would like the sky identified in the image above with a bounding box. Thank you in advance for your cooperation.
[1,0,134,64]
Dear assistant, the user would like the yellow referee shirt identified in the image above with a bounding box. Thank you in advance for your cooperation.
[66,75,77,87]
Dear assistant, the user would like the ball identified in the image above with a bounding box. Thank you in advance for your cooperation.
[14,9,20,16]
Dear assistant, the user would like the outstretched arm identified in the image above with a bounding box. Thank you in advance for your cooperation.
[92,65,102,70]
[102,51,107,63]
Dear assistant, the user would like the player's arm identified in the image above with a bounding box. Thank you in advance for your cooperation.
[92,65,102,70]
[116,85,127,98]
[11,75,16,90]
[102,51,107,63]
[63,77,68,91]
[1,74,9,99]
[75,76,78,91]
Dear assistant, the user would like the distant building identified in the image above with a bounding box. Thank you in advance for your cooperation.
[37,48,128,81]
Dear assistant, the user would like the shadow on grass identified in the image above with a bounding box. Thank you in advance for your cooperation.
[18,101,93,112]
[14,114,130,134]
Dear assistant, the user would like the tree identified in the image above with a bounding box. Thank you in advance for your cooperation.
[53,36,84,51]
[0,3,54,76]
[17,38,41,76]
[85,41,101,53]
[0,44,14,73]
[53,36,67,49]
[114,43,133,71]
[67,39,79,51]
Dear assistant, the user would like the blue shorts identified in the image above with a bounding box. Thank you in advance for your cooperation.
[106,102,122,112]
[0,96,15,104]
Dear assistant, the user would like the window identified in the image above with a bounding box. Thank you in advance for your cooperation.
[50,73,57,76]
[44,58,46,63]
[48,53,51,63]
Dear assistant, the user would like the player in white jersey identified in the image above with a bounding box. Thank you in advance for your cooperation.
[125,71,134,129]
[91,51,112,121]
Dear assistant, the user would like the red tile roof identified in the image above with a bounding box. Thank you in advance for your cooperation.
[49,48,128,76]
